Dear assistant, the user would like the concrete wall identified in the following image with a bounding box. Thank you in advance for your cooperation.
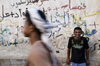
[0,0,100,65]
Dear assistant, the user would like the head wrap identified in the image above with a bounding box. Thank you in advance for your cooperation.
[27,7,61,66]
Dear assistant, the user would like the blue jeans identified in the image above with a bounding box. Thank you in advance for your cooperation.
[71,62,86,66]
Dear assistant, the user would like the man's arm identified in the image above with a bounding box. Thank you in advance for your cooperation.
[84,37,90,65]
[66,48,71,65]
[66,38,72,65]
[86,49,90,65]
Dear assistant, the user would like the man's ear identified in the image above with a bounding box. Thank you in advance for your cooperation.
[29,25,35,32]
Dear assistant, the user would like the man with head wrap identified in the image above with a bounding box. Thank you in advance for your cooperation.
[23,7,62,66]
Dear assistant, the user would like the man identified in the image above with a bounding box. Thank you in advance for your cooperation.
[23,7,62,66]
[66,27,90,66]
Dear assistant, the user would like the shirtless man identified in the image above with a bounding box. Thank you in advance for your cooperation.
[23,7,62,66]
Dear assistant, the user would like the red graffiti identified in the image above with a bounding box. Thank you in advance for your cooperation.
[40,0,86,13]
[53,7,59,11]
[47,7,51,11]
[69,0,86,10]
[43,7,47,12]
[41,0,49,2]
[39,0,49,6]
[61,5,68,9]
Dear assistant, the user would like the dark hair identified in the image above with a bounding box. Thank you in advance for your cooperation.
[25,9,47,35]
[74,27,82,32]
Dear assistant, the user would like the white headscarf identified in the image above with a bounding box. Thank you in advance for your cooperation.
[27,7,61,66]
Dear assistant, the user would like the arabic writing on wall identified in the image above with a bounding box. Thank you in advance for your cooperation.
[0,0,99,57]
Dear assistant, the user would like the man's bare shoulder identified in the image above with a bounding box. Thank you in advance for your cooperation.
[28,41,48,57]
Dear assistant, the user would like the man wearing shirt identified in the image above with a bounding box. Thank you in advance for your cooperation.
[66,27,90,66]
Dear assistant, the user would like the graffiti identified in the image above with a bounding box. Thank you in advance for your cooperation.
[90,43,98,52]
[69,0,86,10]
[48,11,99,51]
[83,22,97,37]
[69,13,99,37]
[41,0,86,13]
[39,0,49,6]
[0,5,28,20]
[71,11,100,23]
[50,12,71,27]
[50,11,99,28]
[85,29,97,37]
[71,13,84,23]
[3,19,19,27]
[0,5,19,20]
[11,0,39,8]
[0,38,30,46]
[1,5,18,19]
[0,24,28,47]
[61,5,68,12]
[89,22,99,29]
[0,0,100,61]
[89,40,100,53]
[49,12,98,38]
[52,40,66,50]
[48,28,63,39]
[82,23,97,37]
[82,11,100,20]
[53,7,59,11]
[10,0,51,8]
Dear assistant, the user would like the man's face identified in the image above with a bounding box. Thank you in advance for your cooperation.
[74,29,82,38]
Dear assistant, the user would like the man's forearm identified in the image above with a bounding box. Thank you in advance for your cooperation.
[67,48,70,59]
[86,49,89,59]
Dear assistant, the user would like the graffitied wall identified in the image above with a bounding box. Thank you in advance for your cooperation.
[0,0,100,62]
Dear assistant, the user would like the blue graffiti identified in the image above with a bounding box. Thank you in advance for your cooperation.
[58,28,61,33]
[51,14,61,23]
[83,22,97,36]
[54,13,60,18]
[0,37,3,44]
[51,13,70,27]
[86,29,97,36]
[63,13,70,27]
[64,12,66,24]
[50,15,52,23]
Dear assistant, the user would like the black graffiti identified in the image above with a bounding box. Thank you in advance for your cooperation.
[52,41,65,50]
[1,11,20,20]
[56,34,63,38]
[19,8,28,17]
[19,9,22,17]
[19,39,30,44]
[90,43,98,52]
[11,0,39,8]
[48,28,63,39]
[98,40,100,50]
[89,22,99,29]
[13,39,18,47]
[0,5,28,20]
[48,31,55,39]
[0,39,29,47]
[48,31,63,39]
[26,0,39,5]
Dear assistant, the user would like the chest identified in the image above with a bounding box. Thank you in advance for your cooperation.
[71,39,84,49]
